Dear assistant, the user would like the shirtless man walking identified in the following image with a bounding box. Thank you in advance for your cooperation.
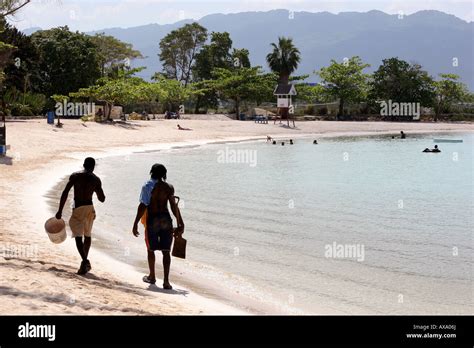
[132,163,184,289]
[56,157,106,275]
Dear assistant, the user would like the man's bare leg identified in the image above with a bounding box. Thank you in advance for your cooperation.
[147,250,156,282]
[162,251,172,289]
[75,237,86,260]
[84,237,91,258]
[83,237,92,271]
[75,237,89,274]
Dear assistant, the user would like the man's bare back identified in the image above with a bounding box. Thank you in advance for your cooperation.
[69,171,105,208]
[148,181,174,216]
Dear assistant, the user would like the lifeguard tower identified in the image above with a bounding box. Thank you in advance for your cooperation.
[273,83,297,127]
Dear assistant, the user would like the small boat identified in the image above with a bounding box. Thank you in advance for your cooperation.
[433,139,463,143]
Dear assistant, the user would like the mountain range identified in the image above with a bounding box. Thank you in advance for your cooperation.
[24,9,474,89]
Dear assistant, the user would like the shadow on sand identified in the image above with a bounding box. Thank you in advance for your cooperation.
[144,283,189,296]
[278,123,300,130]
[98,120,143,130]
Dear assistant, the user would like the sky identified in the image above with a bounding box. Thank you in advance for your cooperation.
[7,0,474,32]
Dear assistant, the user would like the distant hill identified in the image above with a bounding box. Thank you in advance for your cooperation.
[24,10,474,89]
[22,26,42,36]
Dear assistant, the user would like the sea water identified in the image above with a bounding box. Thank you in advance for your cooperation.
[65,132,473,314]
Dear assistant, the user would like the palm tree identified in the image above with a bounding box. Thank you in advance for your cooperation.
[266,37,301,85]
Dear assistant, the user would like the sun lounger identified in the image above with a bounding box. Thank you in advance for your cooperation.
[255,115,268,124]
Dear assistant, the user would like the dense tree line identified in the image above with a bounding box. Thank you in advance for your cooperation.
[0,4,471,120]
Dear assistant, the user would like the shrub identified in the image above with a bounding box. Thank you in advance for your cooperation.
[305,105,315,115]
[128,112,145,120]
[3,89,46,116]
[11,104,34,116]
[22,93,46,115]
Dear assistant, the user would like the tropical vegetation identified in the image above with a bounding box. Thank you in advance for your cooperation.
[0,3,472,121]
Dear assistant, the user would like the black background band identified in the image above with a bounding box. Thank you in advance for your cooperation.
[0,315,472,347]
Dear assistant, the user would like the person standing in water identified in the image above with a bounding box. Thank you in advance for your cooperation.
[56,157,106,275]
[400,131,406,139]
[132,164,184,289]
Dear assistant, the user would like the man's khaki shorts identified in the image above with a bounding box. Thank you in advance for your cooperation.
[69,205,96,238]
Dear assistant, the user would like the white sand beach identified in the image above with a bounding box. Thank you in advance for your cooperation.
[0,118,472,315]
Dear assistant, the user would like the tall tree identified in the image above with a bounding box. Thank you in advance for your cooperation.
[71,75,149,121]
[31,26,101,101]
[206,66,276,119]
[369,57,435,107]
[433,73,467,122]
[151,74,193,112]
[231,48,251,69]
[317,56,370,119]
[0,0,31,17]
[0,25,14,91]
[90,33,142,77]
[193,32,250,112]
[266,37,300,85]
[0,0,33,115]
[159,23,207,87]
[0,19,41,94]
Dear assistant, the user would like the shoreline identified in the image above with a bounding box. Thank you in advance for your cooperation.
[1,119,473,315]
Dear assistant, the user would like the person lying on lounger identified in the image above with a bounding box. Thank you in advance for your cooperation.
[177,124,192,131]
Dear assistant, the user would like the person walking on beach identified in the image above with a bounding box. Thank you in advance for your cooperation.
[132,164,184,289]
[56,157,106,275]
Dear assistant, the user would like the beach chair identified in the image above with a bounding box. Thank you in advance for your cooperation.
[255,115,268,124]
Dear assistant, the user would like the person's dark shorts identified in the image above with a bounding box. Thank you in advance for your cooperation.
[146,212,173,251]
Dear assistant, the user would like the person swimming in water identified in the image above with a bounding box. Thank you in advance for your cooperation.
[422,145,441,153]
[400,131,406,139]
[272,140,276,145]
[289,139,293,145]
[313,140,318,144]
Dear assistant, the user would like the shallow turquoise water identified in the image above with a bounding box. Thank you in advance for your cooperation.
[90,132,473,314]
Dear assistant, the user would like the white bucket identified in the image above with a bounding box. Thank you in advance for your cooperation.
[44,217,67,244]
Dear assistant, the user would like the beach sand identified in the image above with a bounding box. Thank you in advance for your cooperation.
[1,118,472,315]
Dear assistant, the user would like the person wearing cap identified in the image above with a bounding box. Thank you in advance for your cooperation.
[132,163,184,289]
[56,157,106,275]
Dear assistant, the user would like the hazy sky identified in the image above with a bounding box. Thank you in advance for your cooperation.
[7,0,473,32]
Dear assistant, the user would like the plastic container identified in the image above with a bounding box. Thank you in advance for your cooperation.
[44,217,67,244]
[47,111,55,124]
